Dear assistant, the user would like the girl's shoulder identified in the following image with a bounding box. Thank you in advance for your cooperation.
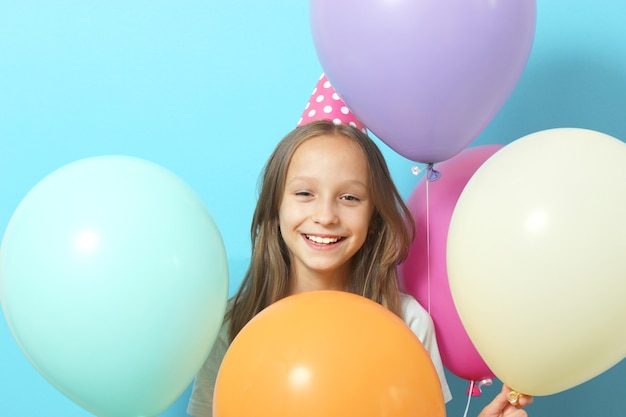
[399,292,433,328]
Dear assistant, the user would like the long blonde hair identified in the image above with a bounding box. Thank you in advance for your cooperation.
[227,120,415,342]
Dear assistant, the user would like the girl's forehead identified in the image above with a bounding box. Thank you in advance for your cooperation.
[284,135,370,187]
[292,134,364,159]
[291,134,365,162]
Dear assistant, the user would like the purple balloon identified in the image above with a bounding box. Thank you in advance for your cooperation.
[310,0,536,163]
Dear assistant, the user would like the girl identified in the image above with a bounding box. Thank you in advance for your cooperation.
[188,120,532,417]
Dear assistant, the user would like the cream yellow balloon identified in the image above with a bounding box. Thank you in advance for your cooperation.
[447,128,626,396]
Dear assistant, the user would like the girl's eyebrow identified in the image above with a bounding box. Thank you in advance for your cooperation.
[287,176,369,190]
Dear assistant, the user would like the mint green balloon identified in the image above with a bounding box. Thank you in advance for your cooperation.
[0,156,228,417]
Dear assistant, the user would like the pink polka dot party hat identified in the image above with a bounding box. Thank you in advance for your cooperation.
[297,73,367,134]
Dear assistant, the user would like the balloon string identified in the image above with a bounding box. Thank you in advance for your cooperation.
[463,380,475,417]
[425,176,432,315]
[424,163,440,315]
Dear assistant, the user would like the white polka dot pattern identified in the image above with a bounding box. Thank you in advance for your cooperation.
[297,73,367,134]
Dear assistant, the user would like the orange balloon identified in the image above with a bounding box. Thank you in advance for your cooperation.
[214,290,445,417]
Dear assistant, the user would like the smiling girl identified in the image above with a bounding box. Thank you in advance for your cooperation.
[188,108,531,417]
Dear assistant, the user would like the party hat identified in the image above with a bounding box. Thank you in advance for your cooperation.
[297,73,367,134]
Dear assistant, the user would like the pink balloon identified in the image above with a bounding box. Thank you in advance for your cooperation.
[310,0,536,163]
[399,145,503,381]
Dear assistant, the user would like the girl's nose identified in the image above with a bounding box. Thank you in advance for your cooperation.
[312,199,338,225]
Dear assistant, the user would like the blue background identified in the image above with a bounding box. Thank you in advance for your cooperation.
[2,1,625,416]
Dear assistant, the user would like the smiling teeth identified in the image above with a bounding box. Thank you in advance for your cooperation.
[307,235,339,244]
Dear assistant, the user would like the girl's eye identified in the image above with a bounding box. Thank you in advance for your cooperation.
[341,194,360,202]
[295,191,313,197]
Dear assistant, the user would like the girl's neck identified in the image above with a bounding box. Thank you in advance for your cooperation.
[288,269,350,295]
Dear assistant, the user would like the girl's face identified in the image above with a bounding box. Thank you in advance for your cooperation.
[279,133,375,290]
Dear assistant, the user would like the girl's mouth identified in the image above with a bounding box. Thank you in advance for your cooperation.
[305,234,343,245]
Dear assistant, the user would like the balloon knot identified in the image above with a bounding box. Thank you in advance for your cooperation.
[467,378,493,397]
[426,163,441,181]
